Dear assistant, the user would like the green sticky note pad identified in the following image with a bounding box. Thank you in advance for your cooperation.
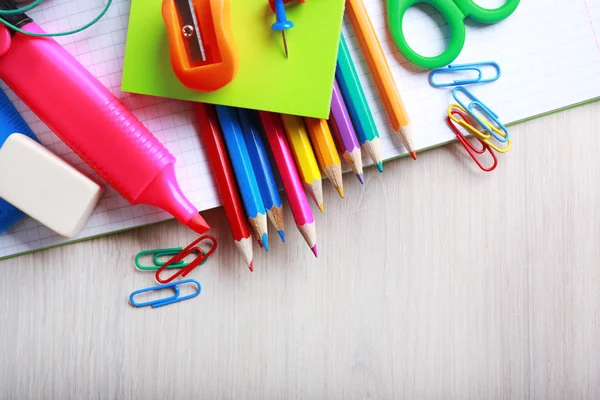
[122,0,346,119]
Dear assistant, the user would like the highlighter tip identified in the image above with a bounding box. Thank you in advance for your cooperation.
[187,213,210,234]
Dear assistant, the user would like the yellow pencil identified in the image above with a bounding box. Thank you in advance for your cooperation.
[304,117,344,199]
[281,114,324,213]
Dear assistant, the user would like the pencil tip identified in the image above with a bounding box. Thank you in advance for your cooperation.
[318,203,325,213]
[410,151,417,160]
[278,229,285,242]
[376,162,384,172]
[357,173,365,184]
[262,233,269,252]
[311,244,318,257]
[249,261,254,272]
[336,186,345,198]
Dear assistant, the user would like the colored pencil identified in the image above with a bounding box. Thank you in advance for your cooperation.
[215,105,269,251]
[304,117,344,198]
[259,111,318,257]
[345,0,416,159]
[194,103,254,271]
[330,79,364,184]
[237,108,286,242]
[336,34,384,172]
[280,113,324,213]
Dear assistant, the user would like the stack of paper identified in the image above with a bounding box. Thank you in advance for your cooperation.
[1,0,599,259]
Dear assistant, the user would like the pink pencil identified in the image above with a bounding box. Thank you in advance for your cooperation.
[259,111,317,257]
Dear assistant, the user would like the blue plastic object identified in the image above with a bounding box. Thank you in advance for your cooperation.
[0,89,40,233]
[452,86,509,143]
[129,279,202,308]
[272,0,294,31]
[429,62,501,88]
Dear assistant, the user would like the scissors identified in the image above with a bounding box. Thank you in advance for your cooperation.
[387,0,520,69]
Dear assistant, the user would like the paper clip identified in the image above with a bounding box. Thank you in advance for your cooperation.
[129,279,202,308]
[452,86,509,143]
[429,62,501,88]
[154,247,207,267]
[155,235,217,284]
[135,247,206,271]
[447,111,498,172]
[448,104,512,154]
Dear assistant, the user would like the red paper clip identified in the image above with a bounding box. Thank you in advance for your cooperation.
[155,235,218,284]
[447,110,498,172]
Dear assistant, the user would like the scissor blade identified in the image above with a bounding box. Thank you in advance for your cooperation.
[174,0,206,63]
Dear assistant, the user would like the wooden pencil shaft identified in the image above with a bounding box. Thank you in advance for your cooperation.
[237,108,282,211]
[259,111,314,228]
[194,103,251,242]
[215,105,266,220]
[345,0,410,131]
[336,34,380,143]
[281,114,322,186]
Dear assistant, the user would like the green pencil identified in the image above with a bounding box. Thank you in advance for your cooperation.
[335,34,384,172]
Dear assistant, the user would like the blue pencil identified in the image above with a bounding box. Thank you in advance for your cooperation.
[237,108,286,242]
[215,105,269,251]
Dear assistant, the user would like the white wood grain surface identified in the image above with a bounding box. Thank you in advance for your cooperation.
[1,103,599,399]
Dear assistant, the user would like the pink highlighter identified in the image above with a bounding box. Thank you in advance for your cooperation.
[0,8,209,234]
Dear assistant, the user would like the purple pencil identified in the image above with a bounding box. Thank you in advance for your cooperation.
[329,79,365,184]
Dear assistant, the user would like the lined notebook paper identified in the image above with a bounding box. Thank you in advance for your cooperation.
[1,0,600,259]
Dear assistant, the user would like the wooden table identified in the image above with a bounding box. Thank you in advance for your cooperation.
[1,103,599,399]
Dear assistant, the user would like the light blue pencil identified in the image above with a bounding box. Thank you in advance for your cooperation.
[215,105,269,251]
[237,108,285,242]
[336,34,383,172]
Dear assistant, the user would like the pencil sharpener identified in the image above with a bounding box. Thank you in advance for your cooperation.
[162,0,239,92]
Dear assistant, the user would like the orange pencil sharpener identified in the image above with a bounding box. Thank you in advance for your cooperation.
[162,0,239,92]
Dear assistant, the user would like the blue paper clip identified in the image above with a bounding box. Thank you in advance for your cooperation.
[452,86,509,143]
[429,62,501,88]
[129,279,202,308]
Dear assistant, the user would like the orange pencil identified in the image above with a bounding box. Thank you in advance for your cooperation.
[345,0,416,159]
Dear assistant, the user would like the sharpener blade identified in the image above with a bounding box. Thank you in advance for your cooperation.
[174,0,206,63]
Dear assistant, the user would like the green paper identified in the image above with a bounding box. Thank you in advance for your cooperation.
[122,0,345,119]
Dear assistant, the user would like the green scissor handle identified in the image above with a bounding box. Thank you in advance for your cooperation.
[387,0,520,70]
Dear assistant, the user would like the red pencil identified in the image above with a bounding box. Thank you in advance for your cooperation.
[195,103,254,271]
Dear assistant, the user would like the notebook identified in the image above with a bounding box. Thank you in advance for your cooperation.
[1,0,599,260]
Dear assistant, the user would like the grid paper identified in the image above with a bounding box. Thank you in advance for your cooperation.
[1,0,600,259]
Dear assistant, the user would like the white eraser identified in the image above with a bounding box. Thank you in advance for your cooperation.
[0,134,102,238]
